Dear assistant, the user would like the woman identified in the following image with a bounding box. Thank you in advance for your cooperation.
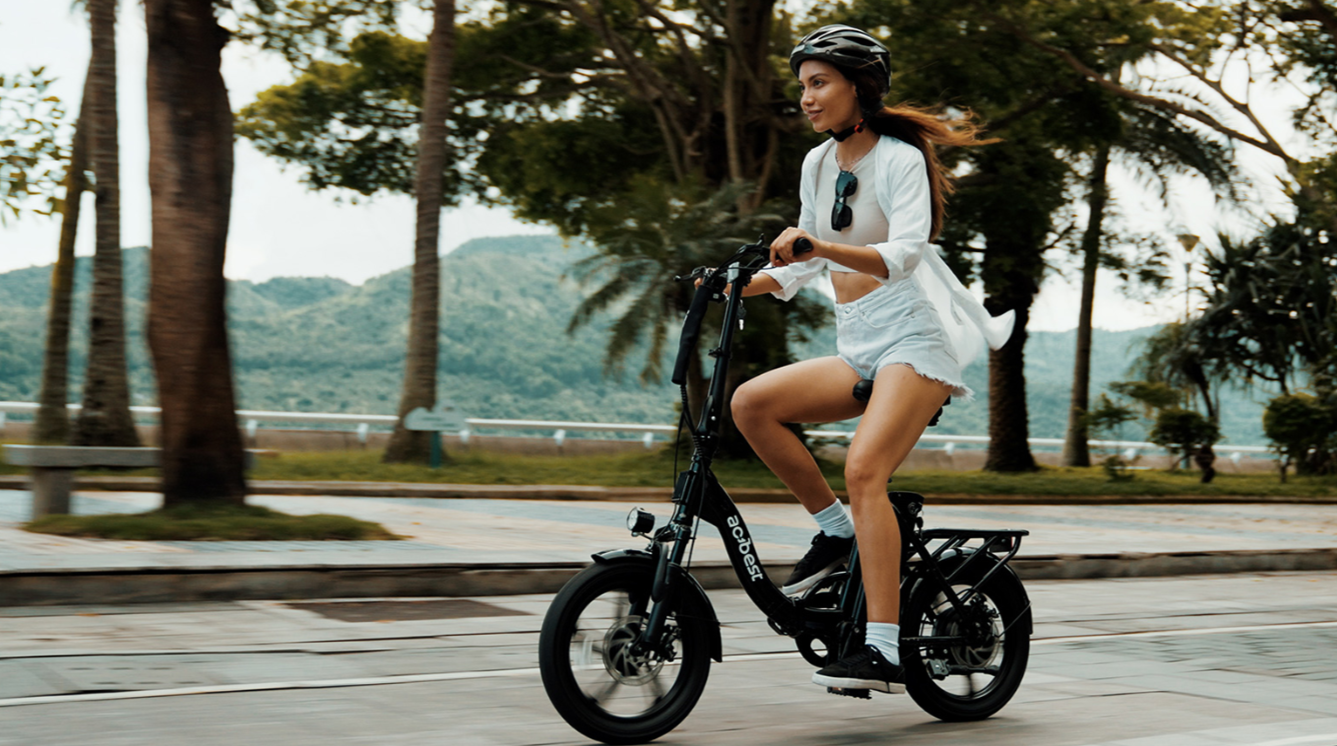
[729,25,1014,693]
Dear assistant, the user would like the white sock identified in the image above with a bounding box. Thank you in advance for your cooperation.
[866,622,900,666]
[812,500,855,539]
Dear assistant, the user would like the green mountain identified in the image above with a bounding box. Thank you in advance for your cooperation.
[0,236,1270,445]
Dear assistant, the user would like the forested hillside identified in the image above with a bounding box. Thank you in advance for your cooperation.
[0,235,1270,444]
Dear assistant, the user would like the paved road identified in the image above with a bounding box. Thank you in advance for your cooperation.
[4,572,1337,745]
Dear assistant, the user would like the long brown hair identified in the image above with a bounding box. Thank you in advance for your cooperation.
[848,70,999,240]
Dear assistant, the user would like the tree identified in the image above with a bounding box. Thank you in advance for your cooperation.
[145,0,246,504]
[1061,97,1239,466]
[0,68,67,222]
[978,0,1337,230]
[33,68,92,445]
[236,2,827,458]
[73,0,141,448]
[1168,218,1337,401]
[383,0,457,464]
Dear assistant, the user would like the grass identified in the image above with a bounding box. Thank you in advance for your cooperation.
[255,449,1337,497]
[25,503,400,541]
[6,443,1336,498]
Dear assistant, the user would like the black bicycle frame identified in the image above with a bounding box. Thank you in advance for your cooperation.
[638,241,1029,657]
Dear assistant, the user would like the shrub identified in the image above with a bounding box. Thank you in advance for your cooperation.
[1149,407,1221,470]
[1083,393,1139,481]
[1263,393,1336,480]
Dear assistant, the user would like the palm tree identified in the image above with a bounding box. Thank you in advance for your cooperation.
[383,0,456,464]
[1061,101,1239,466]
[566,178,813,456]
[145,0,246,504]
[72,0,139,447]
[33,67,92,445]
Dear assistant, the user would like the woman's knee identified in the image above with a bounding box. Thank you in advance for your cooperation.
[844,454,891,495]
[730,380,770,430]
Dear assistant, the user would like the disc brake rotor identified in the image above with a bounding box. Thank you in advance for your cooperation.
[934,596,1003,669]
[601,616,666,685]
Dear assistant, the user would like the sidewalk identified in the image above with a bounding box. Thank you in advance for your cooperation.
[3,488,1337,605]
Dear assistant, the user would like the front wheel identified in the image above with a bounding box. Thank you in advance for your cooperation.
[901,561,1030,722]
[538,561,712,744]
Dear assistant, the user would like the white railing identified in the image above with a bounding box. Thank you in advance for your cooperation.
[0,401,1273,462]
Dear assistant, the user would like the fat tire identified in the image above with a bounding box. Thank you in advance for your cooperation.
[902,560,1030,722]
[539,560,712,744]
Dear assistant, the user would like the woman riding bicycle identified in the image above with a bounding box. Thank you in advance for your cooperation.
[729,25,1014,694]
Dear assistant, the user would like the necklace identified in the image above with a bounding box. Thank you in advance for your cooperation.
[835,141,874,172]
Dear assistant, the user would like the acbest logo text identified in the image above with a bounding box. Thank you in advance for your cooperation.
[727,515,764,582]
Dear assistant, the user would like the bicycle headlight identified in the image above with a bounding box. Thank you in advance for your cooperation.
[626,508,656,536]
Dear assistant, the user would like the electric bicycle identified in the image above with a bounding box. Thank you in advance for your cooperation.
[538,237,1033,744]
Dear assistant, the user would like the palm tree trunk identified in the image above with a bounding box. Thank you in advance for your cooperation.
[74,0,140,447]
[984,240,1040,473]
[145,0,246,505]
[33,68,92,445]
[1061,146,1111,467]
[384,0,456,464]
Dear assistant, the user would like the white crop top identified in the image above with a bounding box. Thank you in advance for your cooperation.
[812,145,889,273]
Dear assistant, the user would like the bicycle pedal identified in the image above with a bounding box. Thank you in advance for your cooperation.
[827,686,871,700]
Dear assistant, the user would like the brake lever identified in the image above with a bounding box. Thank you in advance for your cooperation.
[674,266,711,283]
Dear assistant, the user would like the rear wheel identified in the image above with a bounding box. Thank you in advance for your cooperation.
[539,561,712,744]
[901,561,1030,721]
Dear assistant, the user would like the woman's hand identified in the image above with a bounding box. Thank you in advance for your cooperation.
[769,227,819,267]
[694,270,731,296]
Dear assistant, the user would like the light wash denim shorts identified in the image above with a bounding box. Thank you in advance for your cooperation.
[834,281,974,401]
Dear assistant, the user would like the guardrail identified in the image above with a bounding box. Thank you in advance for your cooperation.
[0,401,1273,463]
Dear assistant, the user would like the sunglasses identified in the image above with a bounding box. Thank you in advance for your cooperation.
[832,170,858,231]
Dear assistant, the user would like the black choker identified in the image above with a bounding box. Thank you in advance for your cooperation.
[826,118,867,142]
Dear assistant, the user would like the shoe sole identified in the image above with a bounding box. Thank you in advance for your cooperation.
[811,672,905,694]
[780,560,843,596]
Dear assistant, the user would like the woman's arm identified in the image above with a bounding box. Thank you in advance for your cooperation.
[866,143,931,282]
[741,273,782,297]
[808,240,889,277]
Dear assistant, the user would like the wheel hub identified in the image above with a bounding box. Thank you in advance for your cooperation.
[935,600,1002,669]
[602,616,666,685]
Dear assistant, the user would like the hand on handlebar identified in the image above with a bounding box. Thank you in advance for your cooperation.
[769,228,817,268]
[694,270,732,296]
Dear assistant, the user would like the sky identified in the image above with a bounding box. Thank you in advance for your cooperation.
[0,1,1306,332]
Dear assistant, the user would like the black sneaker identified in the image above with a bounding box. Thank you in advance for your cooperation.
[781,532,854,596]
[812,645,906,694]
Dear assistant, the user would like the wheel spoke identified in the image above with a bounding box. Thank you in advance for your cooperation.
[645,672,667,704]
[572,633,600,671]
[589,678,622,706]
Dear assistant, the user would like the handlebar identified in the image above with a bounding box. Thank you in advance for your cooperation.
[669,235,814,386]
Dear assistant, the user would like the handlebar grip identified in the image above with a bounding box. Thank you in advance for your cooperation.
[671,282,714,385]
[793,237,814,256]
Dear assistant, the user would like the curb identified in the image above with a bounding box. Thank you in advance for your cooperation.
[2,475,1334,505]
[3,548,1336,606]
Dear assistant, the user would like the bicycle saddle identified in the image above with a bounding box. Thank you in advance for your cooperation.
[852,379,949,427]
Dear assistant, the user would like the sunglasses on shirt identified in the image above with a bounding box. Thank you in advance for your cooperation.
[832,170,858,231]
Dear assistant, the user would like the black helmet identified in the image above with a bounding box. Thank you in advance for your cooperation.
[789,25,892,99]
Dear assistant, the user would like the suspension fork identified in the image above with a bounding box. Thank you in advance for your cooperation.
[638,464,707,653]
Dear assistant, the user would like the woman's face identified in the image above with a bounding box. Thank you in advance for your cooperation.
[798,59,859,133]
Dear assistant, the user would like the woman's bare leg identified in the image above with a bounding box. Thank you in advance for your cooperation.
[845,364,954,624]
[730,357,866,514]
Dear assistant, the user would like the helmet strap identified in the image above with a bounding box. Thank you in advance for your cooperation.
[827,118,866,142]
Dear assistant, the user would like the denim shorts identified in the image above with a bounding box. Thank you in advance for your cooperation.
[834,281,974,401]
